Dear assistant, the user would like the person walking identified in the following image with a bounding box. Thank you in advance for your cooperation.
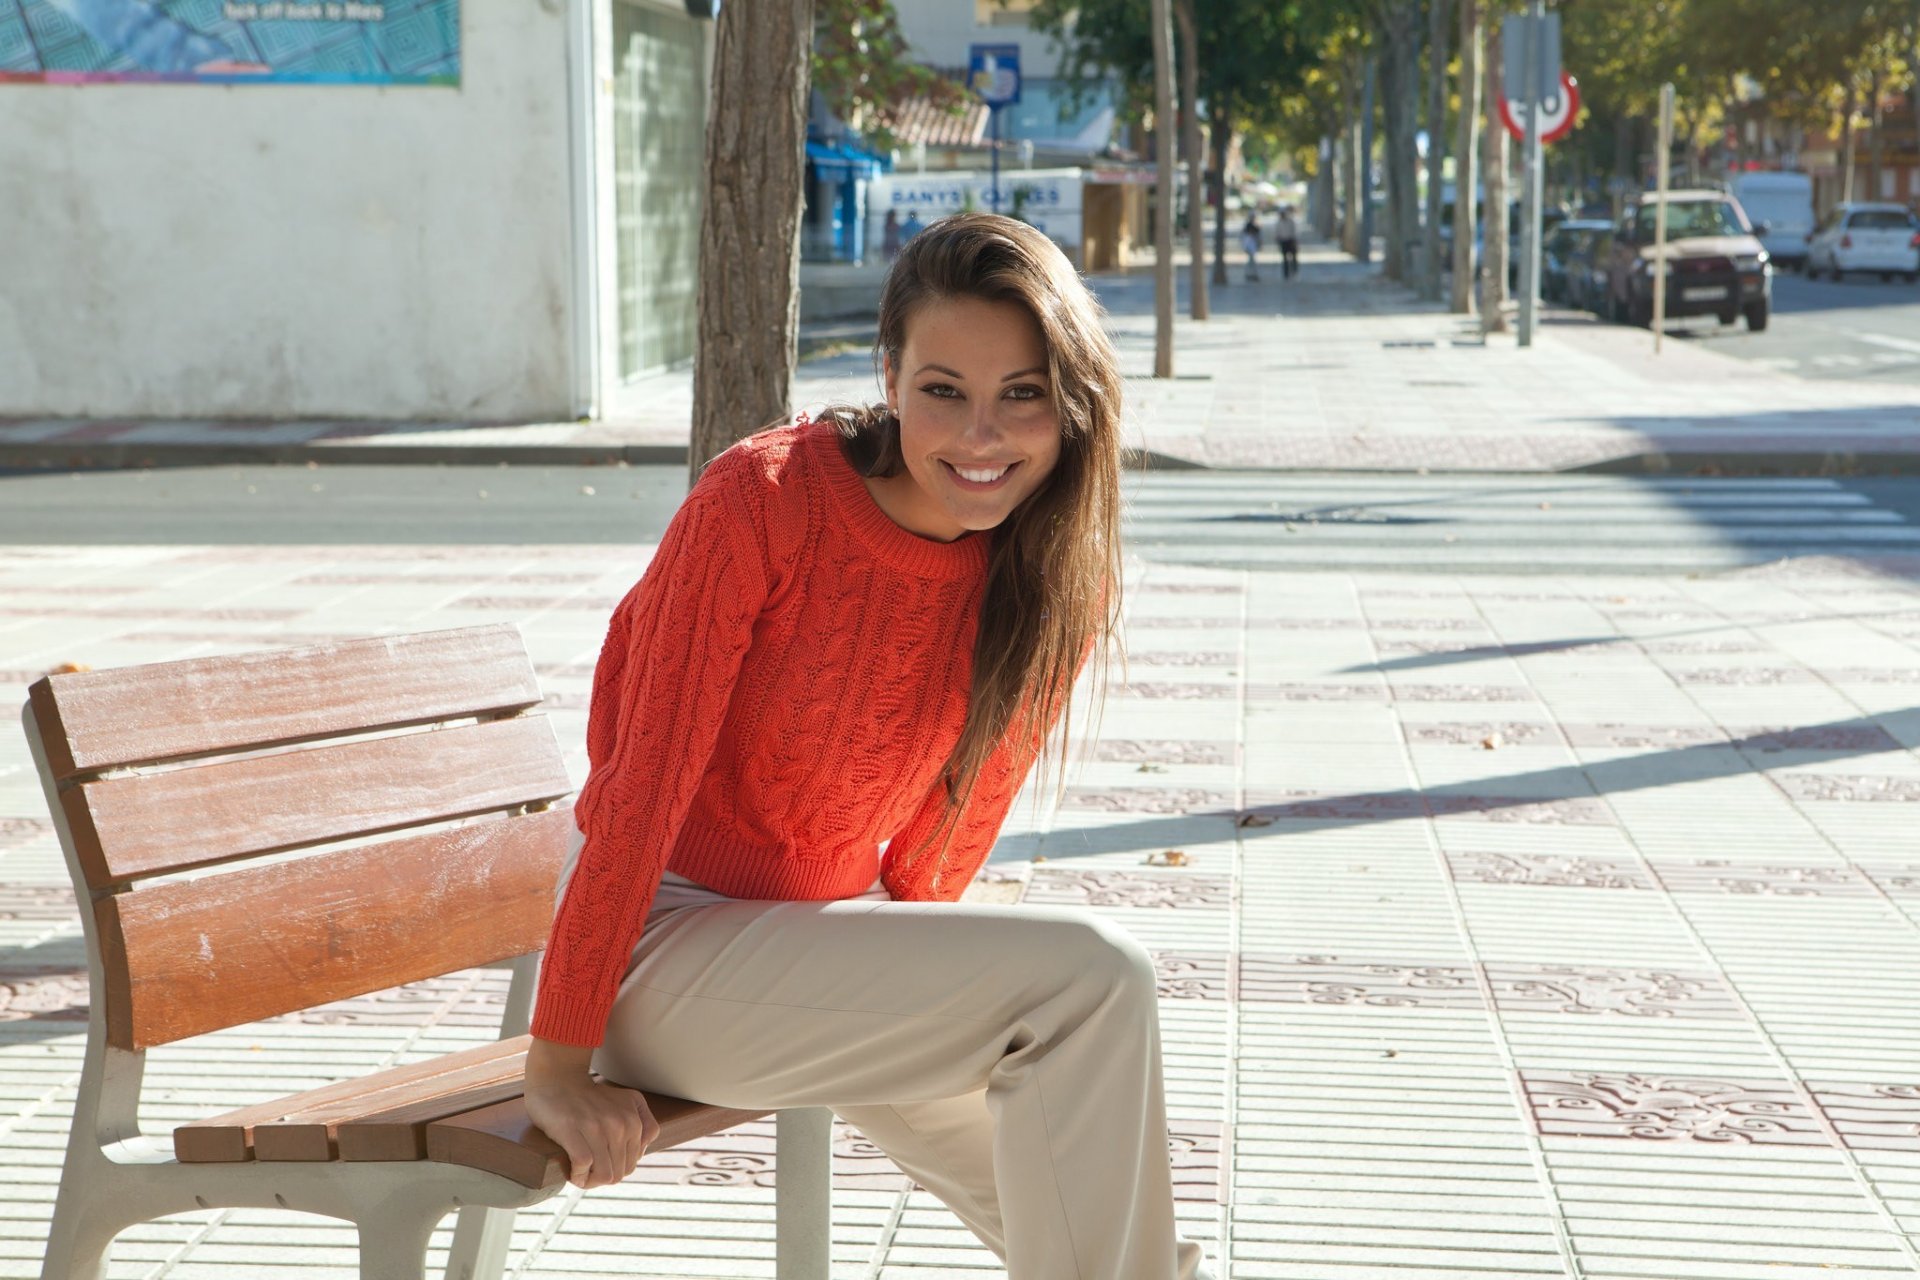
[881,208,902,260]
[1276,204,1300,280]
[523,212,1215,1280]
[1240,210,1263,281]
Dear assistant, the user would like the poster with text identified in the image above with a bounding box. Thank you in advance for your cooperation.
[0,0,456,83]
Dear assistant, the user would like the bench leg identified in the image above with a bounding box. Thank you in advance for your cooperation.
[40,1198,118,1280]
[442,1204,516,1280]
[775,1107,832,1280]
[355,1203,440,1280]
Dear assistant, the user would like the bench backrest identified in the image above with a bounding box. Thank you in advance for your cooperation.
[24,624,572,1051]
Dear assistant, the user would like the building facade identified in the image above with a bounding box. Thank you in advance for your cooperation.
[0,0,714,421]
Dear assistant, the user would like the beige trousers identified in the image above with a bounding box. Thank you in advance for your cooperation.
[557,833,1212,1280]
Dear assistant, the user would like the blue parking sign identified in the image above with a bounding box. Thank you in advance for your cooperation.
[968,43,1021,106]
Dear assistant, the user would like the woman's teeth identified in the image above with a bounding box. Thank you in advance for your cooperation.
[954,464,1010,484]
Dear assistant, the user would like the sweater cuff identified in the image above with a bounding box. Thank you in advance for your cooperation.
[529,992,609,1049]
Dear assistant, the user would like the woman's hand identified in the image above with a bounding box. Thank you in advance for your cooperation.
[524,1037,659,1189]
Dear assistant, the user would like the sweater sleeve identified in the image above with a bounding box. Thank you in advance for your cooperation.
[532,462,770,1046]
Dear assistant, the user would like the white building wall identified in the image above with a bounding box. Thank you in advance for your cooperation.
[0,0,579,420]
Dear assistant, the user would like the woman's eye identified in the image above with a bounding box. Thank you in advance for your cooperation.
[919,384,960,399]
[1006,385,1046,402]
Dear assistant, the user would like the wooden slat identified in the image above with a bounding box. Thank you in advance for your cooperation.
[27,625,541,781]
[254,1045,530,1162]
[99,808,568,1050]
[176,1037,531,1163]
[61,716,569,889]
[425,1095,770,1190]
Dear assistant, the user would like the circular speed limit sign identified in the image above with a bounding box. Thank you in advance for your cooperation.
[1498,72,1581,144]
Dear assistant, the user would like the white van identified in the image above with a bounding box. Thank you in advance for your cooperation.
[1730,171,1816,269]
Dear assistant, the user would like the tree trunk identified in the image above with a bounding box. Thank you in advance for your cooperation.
[1870,69,1886,199]
[1315,135,1338,237]
[1424,0,1452,300]
[1481,16,1509,331]
[1450,0,1479,312]
[690,0,814,484]
[1212,103,1233,286]
[1339,70,1361,257]
[1151,0,1175,377]
[1842,80,1857,204]
[1174,0,1207,319]
[1379,0,1421,283]
[1612,113,1633,221]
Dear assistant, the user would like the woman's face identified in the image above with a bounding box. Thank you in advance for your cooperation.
[874,295,1063,543]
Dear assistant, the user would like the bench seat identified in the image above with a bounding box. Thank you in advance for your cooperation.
[175,1034,768,1191]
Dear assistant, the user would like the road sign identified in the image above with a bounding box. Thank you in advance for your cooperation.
[1501,11,1560,102]
[967,44,1021,107]
[1498,72,1581,144]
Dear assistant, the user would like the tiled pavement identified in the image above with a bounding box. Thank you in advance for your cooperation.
[3,526,1920,1277]
[8,246,1920,474]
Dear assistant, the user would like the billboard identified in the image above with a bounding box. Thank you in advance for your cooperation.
[0,0,457,83]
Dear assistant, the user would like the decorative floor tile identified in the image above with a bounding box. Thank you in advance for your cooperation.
[1777,774,1920,802]
[1095,739,1235,766]
[1652,859,1880,897]
[1523,1072,1828,1146]
[1406,721,1564,746]
[1445,850,1651,889]
[1486,965,1743,1020]
[1238,956,1482,1008]
[1061,787,1233,815]
[1026,869,1233,910]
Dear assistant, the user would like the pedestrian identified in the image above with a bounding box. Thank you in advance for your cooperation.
[524,212,1215,1280]
[881,208,902,260]
[1276,204,1300,279]
[901,209,924,242]
[1241,210,1263,281]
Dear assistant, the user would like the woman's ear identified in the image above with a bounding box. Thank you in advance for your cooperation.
[881,351,899,412]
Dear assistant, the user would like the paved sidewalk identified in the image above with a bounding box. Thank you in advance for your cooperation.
[2,532,1919,1277]
[6,245,1919,474]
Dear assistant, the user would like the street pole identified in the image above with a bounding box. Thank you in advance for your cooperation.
[1151,0,1175,377]
[990,105,1001,216]
[1654,82,1673,355]
[1517,1,1543,348]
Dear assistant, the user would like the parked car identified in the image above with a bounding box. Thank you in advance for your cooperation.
[1543,219,1612,305]
[1805,202,1920,282]
[1730,171,1815,270]
[1604,190,1772,331]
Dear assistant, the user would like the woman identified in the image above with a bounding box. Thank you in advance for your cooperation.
[1240,210,1263,282]
[525,213,1212,1279]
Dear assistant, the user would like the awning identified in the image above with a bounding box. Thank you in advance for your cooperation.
[806,139,888,177]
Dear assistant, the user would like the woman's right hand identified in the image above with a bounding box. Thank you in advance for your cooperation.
[524,1037,659,1189]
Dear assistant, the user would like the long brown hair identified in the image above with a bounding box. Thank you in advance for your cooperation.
[823,213,1125,875]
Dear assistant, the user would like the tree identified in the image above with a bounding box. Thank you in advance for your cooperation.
[1451,0,1481,312]
[690,0,970,483]
[1482,15,1509,330]
[1424,0,1453,300]
[1173,0,1208,319]
[690,0,815,484]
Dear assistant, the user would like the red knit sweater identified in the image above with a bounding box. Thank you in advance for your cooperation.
[532,418,1049,1047]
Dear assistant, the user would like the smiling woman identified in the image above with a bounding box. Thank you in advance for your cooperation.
[525,213,1213,1278]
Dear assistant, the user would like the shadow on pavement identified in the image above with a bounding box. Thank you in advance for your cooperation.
[1033,711,1917,861]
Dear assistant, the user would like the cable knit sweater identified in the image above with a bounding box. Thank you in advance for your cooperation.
[532,417,1050,1047]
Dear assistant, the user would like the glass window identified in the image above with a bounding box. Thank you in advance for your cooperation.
[1633,200,1748,240]
[1847,209,1915,230]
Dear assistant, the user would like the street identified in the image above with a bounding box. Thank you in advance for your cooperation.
[1596,266,1920,384]
[6,465,1920,577]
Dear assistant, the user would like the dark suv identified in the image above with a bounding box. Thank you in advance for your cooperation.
[1603,190,1773,331]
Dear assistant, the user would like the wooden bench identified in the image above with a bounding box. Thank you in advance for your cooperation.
[23,624,834,1280]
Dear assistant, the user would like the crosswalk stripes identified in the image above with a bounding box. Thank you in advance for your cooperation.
[1120,474,1918,574]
